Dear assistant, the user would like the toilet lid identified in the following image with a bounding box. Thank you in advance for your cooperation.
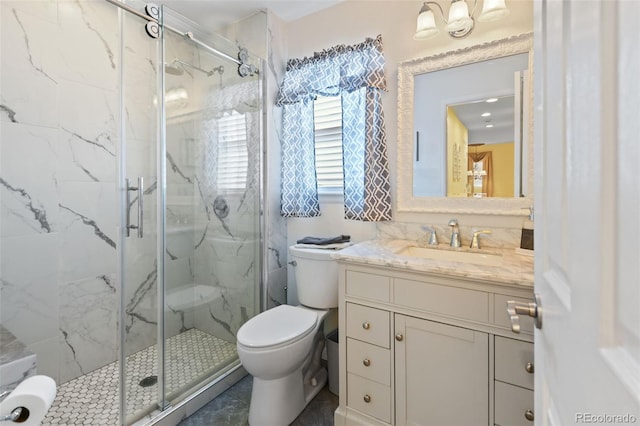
[237,305,318,348]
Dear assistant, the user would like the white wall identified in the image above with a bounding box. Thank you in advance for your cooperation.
[282,0,533,303]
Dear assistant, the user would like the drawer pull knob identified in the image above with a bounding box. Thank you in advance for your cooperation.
[525,362,534,374]
[395,333,404,341]
[363,358,371,367]
[362,322,370,330]
[363,394,371,403]
[525,410,534,421]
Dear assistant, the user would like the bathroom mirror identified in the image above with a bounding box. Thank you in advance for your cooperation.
[397,33,533,215]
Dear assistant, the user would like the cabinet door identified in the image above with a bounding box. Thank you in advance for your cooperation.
[395,315,489,426]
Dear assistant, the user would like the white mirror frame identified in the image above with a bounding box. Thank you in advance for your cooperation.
[397,33,533,215]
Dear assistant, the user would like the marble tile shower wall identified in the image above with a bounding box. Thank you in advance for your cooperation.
[0,0,178,385]
[162,27,263,344]
[264,12,289,309]
[217,10,288,309]
[1,0,118,385]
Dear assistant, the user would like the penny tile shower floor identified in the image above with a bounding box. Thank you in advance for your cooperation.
[42,329,237,425]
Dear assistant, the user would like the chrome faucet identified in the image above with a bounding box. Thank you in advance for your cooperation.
[448,219,461,248]
[470,229,492,249]
[421,225,438,246]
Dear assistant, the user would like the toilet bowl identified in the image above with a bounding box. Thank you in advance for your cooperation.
[236,245,340,425]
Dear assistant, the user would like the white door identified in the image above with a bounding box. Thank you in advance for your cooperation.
[534,1,640,424]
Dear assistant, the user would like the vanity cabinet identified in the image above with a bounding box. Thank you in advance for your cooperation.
[335,263,535,426]
[395,315,489,425]
[494,336,535,426]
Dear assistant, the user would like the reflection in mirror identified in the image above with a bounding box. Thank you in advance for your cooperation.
[397,33,533,215]
[413,52,528,198]
[447,95,515,198]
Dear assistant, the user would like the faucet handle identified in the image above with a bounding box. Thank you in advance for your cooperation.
[470,229,492,249]
[421,226,439,245]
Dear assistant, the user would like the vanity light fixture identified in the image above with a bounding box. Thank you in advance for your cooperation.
[413,0,510,41]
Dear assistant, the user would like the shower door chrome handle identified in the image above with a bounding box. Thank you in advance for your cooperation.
[137,176,144,237]
[126,177,144,238]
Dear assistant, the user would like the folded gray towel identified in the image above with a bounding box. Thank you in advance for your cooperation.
[296,235,351,245]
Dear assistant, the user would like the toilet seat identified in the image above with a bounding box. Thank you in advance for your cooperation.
[237,305,318,349]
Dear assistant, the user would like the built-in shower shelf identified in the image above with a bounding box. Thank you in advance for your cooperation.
[0,326,37,394]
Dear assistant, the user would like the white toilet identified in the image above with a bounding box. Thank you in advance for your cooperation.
[236,245,339,425]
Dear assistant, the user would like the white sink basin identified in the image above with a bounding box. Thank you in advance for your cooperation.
[395,245,502,266]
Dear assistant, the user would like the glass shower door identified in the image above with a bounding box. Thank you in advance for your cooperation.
[160,5,262,407]
[117,4,262,422]
[118,7,161,424]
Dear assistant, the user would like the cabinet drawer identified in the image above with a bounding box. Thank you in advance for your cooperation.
[346,303,390,348]
[495,381,534,426]
[347,338,390,386]
[346,270,390,302]
[347,373,391,424]
[394,278,489,323]
[495,336,534,390]
[494,294,534,334]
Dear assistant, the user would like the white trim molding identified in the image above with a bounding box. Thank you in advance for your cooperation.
[397,33,534,215]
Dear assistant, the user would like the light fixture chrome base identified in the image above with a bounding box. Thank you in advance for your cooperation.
[447,18,474,39]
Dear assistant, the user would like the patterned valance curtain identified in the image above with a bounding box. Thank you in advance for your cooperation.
[276,35,392,221]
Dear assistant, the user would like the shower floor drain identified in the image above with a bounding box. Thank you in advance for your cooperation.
[139,376,158,387]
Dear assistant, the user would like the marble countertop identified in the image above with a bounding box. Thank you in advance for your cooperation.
[331,239,534,288]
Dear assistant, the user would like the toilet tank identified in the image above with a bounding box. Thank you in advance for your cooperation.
[289,245,339,309]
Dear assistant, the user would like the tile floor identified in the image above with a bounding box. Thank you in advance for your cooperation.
[177,374,339,426]
[43,329,237,425]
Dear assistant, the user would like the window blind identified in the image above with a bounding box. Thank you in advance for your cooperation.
[313,95,343,192]
[217,111,248,191]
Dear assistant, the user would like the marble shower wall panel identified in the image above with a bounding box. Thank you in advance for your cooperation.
[192,233,258,342]
[265,11,288,308]
[122,12,159,152]
[0,233,60,348]
[165,115,198,330]
[191,106,261,338]
[56,0,119,91]
[0,123,59,237]
[0,2,60,129]
[0,0,159,384]
[57,182,117,283]
[58,274,117,383]
[163,164,197,334]
[122,236,157,357]
[194,235,258,291]
[166,118,197,226]
[192,287,249,343]
[54,0,119,382]
[164,256,195,338]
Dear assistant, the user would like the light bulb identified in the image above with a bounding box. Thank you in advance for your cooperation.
[478,0,510,22]
[414,3,440,40]
[446,0,473,32]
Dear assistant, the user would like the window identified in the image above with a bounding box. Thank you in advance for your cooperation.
[313,95,343,193]
[216,110,248,191]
